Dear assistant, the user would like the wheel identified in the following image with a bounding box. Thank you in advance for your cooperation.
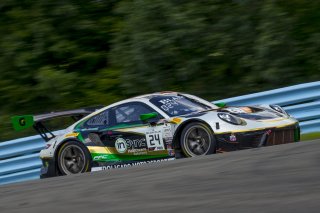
[180,122,216,157]
[57,141,91,175]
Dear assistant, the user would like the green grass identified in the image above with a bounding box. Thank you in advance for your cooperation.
[301,132,320,141]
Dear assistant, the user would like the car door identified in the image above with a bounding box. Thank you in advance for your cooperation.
[104,101,170,161]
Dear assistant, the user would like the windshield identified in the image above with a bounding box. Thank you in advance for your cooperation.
[149,95,212,116]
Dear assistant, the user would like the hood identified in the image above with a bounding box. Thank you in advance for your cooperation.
[218,106,286,121]
[180,106,286,121]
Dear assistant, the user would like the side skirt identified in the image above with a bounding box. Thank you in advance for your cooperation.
[91,157,175,172]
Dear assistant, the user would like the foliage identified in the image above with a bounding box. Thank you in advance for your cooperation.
[1,0,320,141]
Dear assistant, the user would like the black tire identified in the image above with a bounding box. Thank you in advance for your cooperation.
[180,122,216,157]
[57,141,91,175]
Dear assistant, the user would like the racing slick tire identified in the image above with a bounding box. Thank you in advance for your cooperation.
[180,122,216,157]
[57,141,92,175]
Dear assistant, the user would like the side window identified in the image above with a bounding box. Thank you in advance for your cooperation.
[86,109,110,127]
[114,102,159,125]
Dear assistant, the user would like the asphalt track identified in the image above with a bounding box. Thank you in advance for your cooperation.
[1,140,320,213]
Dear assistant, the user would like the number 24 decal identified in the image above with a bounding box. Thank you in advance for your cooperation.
[148,133,161,146]
[146,132,165,151]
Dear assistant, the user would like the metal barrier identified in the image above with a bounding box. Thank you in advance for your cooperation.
[0,136,45,185]
[0,81,319,185]
[0,131,63,185]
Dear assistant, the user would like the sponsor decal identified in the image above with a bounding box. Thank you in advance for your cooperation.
[171,117,182,124]
[91,158,175,171]
[126,138,147,149]
[158,96,182,112]
[229,134,237,142]
[19,118,26,126]
[146,130,165,151]
[115,138,127,153]
[163,126,173,138]
[127,148,148,155]
[93,155,109,161]
[65,132,79,138]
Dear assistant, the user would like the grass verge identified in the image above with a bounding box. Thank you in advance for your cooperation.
[301,132,320,141]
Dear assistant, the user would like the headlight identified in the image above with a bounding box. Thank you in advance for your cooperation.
[218,112,244,125]
[270,105,288,115]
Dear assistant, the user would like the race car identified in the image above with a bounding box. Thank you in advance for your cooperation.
[12,92,300,178]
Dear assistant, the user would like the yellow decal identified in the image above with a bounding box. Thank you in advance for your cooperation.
[65,132,79,138]
[171,117,182,124]
[87,146,114,154]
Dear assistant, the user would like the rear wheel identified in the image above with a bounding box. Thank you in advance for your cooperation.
[180,122,216,157]
[57,141,91,175]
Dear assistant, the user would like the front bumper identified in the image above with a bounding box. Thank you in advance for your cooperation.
[216,124,300,151]
[40,158,58,178]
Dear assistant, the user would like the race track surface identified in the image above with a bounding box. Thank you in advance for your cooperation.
[1,140,320,213]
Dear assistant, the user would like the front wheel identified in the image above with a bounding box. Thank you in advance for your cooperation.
[180,122,216,157]
[57,141,91,175]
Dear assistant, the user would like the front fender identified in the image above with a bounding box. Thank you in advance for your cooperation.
[172,118,214,149]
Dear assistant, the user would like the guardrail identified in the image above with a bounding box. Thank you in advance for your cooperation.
[0,136,44,185]
[1,81,319,186]
[0,131,63,185]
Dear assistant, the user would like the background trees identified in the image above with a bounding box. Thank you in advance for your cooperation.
[1,0,320,141]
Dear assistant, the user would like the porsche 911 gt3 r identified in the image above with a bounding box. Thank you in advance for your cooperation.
[12,92,300,178]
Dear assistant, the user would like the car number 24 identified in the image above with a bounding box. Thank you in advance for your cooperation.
[146,130,165,151]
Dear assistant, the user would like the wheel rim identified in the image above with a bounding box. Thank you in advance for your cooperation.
[60,145,86,175]
[184,125,211,156]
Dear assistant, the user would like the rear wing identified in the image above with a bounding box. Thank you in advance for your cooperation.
[11,106,104,141]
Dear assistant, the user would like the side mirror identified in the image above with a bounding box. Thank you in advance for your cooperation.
[215,102,227,108]
[11,115,34,131]
[140,112,159,123]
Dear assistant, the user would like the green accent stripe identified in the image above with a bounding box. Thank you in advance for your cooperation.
[91,153,168,162]
[77,133,85,143]
[101,123,145,131]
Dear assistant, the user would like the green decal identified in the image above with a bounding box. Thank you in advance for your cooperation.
[92,153,110,161]
[90,153,168,162]
[102,123,145,131]
[77,132,85,143]
[215,102,227,108]
[140,112,158,122]
[11,115,34,131]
